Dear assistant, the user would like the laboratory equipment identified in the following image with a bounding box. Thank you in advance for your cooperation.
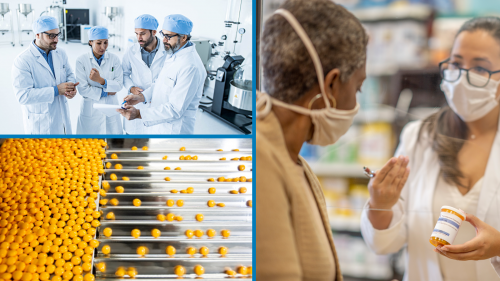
[228,60,252,111]
[102,6,121,51]
[40,1,67,43]
[0,3,15,46]
[80,25,91,44]
[200,55,252,134]
[16,3,34,46]
[191,37,212,67]
[66,8,89,41]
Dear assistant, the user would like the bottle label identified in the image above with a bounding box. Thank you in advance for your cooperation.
[431,212,462,244]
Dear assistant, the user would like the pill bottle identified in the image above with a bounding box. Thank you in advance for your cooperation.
[429,206,466,247]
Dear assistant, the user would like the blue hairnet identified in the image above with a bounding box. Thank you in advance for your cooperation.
[32,16,58,34]
[135,14,158,30]
[89,26,109,40]
[162,14,193,35]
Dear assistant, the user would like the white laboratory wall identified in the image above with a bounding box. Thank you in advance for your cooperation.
[94,0,252,57]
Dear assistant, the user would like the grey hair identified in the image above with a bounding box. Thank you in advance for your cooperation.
[261,0,368,103]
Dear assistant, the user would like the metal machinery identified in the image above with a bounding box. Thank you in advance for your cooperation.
[40,0,67,44]
[102,7,120,51]
[96,138,253,279]
[0,3,15,46]
[16,3,34,46]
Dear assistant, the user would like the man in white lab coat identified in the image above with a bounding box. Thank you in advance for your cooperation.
[121,14,166,134]
[12,16,78,134]
[118,14,207,134]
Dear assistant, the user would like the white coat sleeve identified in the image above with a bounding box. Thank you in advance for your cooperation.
[12,56,55,105]
[75,57,103,101]
[140,66,201,123]
[360,121,421,255]
[491,257,500,276]
[122,52,134,94]
[62,50,76,83]
[105,57,123,93]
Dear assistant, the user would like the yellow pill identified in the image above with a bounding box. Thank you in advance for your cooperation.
[131,229,141,239]
[208,188,216,194]
[185,230,194,239]
[105,162,111,169]
[136,246,147,256]
[199,246,209,256]
[174,265,185,276]
[99,199,108,206]
[89,240,99,248]
[71,256,81,265]
[175,216,183,221]
[82,262,91,271]
[164,167,171,170]
[170,189,177,193]
[141,146,148,151]
[137,166,144,170]
[194,265,205,276]
[179,155,185,160]
[166,200,174,207]
[164,177,171,181]
[83,273,95,281]
[179,147,186,151]
[101,245,110,255]
[207,178,215,182]
[109,174,117,181]
[99,190,106,197]
[240,176,247,182]
[115,186,124,193]
[217,177,225,182]
[175,167,181,170]
[91,220,100,228]
[217,203,225,207]
[127,267,137,278]
[247,200,252,207]
[238,165,245,171]
[238,266,248,275]
[102,181,110,189]
[207,200,216,207]
[219,246,228,255]
[195,214,204,222]
[122,177,130,181]
[230,190,238,194]
[207,229,216,237]
[156,214,165,221]
[186,187,194,194]
[114,164,122,170]
[162,156,168,160]
[180,190,187,194]
[194,230,203,238]
[239,187,247,193]
[95,262,106,272]
[166,246,176,256]
[176,200,184,207]
[106,212,115,220]
[103,228,112,238]
[115,267,125,277]
[220,157,226,160]
[151,229,161,238]
[221,229,230,238]
[226,269,236,276]
[133,199,141,207]
[166,214,175,222]
[186,247,196,255]
[109,198,119,206]
[131,146,137,150]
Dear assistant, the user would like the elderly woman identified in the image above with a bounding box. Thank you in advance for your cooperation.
[256,0,410,280]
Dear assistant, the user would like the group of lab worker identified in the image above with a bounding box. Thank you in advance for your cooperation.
[12,13,206,135]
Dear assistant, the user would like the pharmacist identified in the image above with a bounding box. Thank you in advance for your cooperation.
[360,17,500,281]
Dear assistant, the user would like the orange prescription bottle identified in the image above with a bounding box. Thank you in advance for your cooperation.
[429,206,466,247]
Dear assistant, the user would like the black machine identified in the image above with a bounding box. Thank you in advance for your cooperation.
[200,55,252,134]
[65,9,89,41]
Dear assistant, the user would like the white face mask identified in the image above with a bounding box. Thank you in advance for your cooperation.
[256,8,360,146]
[441,69,500,122]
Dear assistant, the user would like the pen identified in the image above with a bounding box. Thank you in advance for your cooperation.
[363,166,404,201]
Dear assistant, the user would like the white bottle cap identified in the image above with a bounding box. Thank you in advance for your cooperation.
[441,205,466,220]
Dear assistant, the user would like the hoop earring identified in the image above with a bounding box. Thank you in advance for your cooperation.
[308,94,337,109]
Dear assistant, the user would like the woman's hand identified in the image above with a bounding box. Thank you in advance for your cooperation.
[367,156,410,230]
[89,68,104,85]
[368,156,410,210]
[435,214,500,260]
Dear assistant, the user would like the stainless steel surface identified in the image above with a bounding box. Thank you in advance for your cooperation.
[18,3,32,16]
[0,3,9,16]
[104,7,118,20]
[96,139,252,279]
[228,80,253,111]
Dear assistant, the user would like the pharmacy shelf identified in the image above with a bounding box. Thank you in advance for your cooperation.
[308,162,381,178]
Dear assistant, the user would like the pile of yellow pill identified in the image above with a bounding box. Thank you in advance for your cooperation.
[0,138,104,281]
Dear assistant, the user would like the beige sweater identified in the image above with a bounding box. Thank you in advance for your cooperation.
[256,110,342,281]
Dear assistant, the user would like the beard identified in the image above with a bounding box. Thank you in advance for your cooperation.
[140,34,155,49]
[164,41,180,55]
[43,39,57,50]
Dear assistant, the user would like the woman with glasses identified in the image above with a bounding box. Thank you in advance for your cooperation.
[361,17,500,281]
[75,26,124,134]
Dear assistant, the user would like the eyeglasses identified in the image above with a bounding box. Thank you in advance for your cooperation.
[439,58,500,88]
[43,32,62,39]
[159,30,180,41]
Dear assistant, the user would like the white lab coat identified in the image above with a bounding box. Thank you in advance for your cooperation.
[75,49,124,134]
[121,37,166,134]
[360,119,500,281]
[12,42,75,134]
[140,43,206,134]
